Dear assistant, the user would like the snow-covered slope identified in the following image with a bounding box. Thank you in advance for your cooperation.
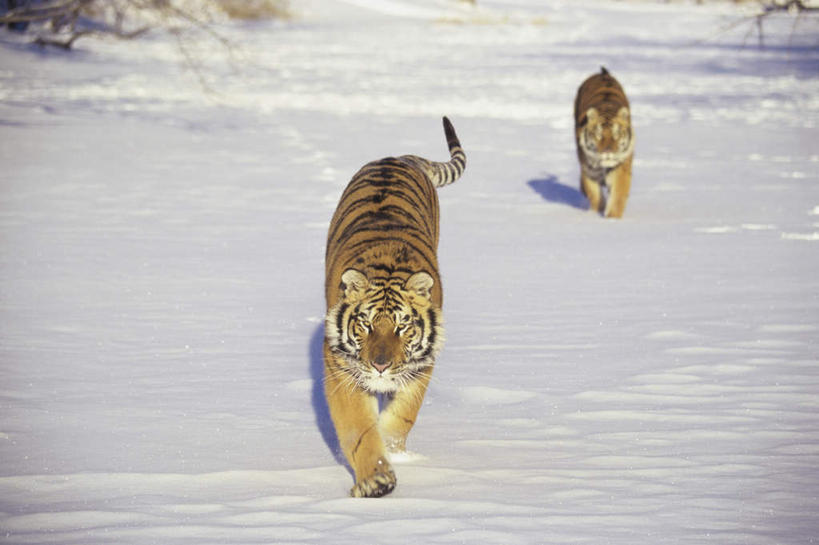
[1,1,817,543]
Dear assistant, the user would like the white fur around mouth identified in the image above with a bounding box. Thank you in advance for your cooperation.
[362,373,400,393]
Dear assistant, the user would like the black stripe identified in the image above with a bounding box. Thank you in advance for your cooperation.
[328,188,433,246]
[377,204,435,239]
[351,423,377,461]
[332,195,384,225]
[416,311,426,352]
[335,236,437,273]
[327,196,381,244]
[339,162,427,202]
[368,263,415,276]
[330,201,431,250]
[347,177,430,213]
[333,208,428,241]
[335,302,349,339]
[368,263,394,274]
[419,308,437,359]
[355,160,420,181]
[336,223,435,258]
[445,162,456,182]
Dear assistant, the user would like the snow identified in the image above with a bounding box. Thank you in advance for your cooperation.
[1,0,818,543]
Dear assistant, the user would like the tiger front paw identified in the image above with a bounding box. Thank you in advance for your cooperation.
[350,458,396,498]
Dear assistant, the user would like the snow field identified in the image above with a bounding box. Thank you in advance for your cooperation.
[1,0,818,543]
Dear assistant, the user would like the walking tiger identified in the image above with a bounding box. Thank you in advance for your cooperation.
[324,117,466,497]
[574,67,634,218]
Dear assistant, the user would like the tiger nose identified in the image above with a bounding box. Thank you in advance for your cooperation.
[372,354,391,374]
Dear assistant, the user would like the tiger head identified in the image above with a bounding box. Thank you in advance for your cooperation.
[578,106,633,170]
[325,268,444,394]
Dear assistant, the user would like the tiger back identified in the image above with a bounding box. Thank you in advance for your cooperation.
[574,67,634,218]
[323,117,465,498]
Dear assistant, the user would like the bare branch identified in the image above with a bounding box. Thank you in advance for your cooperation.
[698,0,818,48]
[0,0,85,24]
[2,0,285,85]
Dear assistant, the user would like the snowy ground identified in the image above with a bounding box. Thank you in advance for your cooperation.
[1,0,818,543]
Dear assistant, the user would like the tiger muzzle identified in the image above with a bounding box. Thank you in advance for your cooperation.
[599,152,621,169]
[363,317,403,374]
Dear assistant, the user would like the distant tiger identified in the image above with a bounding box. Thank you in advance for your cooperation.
[324,117,466,498]
[574,67,634,218]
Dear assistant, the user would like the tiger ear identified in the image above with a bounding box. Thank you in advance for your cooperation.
[585,107,599,125]
[617,106,630,121]
[405,272,434,301]
[341,269,368,300]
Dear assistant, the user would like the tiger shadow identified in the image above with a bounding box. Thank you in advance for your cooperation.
[527,175,588,210]
[309,323,351,472]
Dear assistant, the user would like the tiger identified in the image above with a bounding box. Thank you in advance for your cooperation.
[574,66,634,218]
[323,116,466,498]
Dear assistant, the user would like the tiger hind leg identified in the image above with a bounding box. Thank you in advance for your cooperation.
[580,172,605,215]
[603,156,632,219]
[324,343,396,498]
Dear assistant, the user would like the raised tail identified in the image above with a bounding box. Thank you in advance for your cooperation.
[401,116,466,188]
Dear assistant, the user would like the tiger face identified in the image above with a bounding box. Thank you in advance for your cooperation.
[579,106,632,170]
[325,269,443,394]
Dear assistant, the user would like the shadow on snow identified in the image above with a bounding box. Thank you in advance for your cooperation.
[309,323,351,473]
[527,175,587,210]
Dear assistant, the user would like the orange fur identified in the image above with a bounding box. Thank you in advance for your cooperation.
[575,67,634,218]
[324,118,465,497]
